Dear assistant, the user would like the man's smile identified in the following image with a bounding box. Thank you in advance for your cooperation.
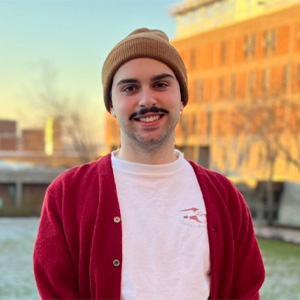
[129,107,169,121]
[138,115,161,123]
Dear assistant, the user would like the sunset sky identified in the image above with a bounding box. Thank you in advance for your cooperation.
[0,0,180,140]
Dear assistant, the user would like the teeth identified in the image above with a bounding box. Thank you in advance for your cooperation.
[139,115,160,123]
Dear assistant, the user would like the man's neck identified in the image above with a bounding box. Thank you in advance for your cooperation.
[116,143,177,165]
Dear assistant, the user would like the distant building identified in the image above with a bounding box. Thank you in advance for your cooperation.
[0,120,18,151]
[169,0,300,183]
[21,129,45,152]
[0,118,86,167]
[0,120,16,134]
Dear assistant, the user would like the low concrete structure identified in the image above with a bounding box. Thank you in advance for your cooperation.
[0,160,66,216]
[278,181,300,227]
[255,225,300,244]
[233,179,300,228]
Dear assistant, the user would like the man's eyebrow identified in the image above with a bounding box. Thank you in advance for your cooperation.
[117,78,140,86]
[151,73,175,82]
[116,73,175,86]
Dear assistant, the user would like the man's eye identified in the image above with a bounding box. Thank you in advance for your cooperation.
[154,82,169,89]
[122,85,138,93]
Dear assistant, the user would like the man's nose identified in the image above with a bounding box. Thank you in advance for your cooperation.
[138,88,157,107]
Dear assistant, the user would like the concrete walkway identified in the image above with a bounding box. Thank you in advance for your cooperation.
[255,225,300,244]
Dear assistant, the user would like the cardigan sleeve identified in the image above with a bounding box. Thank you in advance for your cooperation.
[228,186,265,299]
[33,185,80,299]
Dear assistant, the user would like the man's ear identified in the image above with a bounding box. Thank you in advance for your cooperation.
[180,102,184,113]
[110,103,116,117]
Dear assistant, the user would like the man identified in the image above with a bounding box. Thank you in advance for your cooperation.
[34,28,265,299]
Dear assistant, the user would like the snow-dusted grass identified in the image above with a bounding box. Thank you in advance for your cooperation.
[259,238,300,299]
[0,218,299,299]
[0,218,39,300]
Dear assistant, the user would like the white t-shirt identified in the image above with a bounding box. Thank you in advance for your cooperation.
[112,150,210,300]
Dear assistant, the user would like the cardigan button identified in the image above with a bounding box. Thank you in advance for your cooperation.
[113,259,121,267]
[114,216,121,223]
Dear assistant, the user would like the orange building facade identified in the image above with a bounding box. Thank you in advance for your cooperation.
[105,0,300,182]
[170,0,300,183]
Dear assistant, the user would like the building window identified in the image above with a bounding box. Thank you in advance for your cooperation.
[219,77,225,98]
[221,41,227,63]
[283,65,290,92]
[191,114,197,135]
[190,48,196,70]
[230,74,236,98]
[263,29,276,54]
[248,71,256,95]
[262,69,269,93]
[194,79,203,102]
[297,64,300,84]
[198,146,210,169]
[244,34,256,58]
[8,184,16,200]
[179,114,188,136]
[207,111,212,137]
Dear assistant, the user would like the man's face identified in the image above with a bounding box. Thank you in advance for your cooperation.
[110,58,183,151]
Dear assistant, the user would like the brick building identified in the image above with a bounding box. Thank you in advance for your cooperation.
[21,129,45,152]
[0,118,82,167]
[0,120,18,151]
[170,0,300,183]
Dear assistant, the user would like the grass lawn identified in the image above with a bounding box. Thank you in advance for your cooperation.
[0,218,299,299]
[258,238,300,300]
[0,218,39,300]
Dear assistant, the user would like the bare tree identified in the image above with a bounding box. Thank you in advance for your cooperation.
[211,108,260,175]
[275,99,300,174]
[24,62,98,164]
[235,96,287,225]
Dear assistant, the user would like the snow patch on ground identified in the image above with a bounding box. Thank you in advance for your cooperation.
[0,218,39,300]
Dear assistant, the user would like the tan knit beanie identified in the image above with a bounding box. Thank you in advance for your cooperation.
[101,28,188,112]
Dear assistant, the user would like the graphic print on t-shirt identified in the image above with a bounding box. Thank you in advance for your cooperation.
[180,207,207,228]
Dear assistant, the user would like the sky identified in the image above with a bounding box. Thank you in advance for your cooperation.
[0,0,181,140]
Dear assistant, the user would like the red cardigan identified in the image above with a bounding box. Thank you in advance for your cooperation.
[33,154,265,299]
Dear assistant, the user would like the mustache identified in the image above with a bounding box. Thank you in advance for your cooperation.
[129,107,169,121]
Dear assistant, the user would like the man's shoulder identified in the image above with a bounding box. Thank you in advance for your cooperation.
[187,160,245,208]
[187,160,232,186]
